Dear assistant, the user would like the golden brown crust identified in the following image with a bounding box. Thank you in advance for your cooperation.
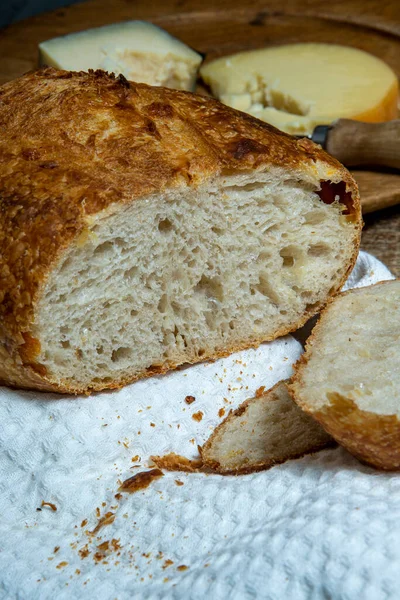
[201,444,335,476]
[201,381,336,475]
[314,394,400,471]
[0,68,361,394]
[289,279,400,471]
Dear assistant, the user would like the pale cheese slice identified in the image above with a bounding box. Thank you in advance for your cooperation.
[39,21,203,91]
[201,43,398,135]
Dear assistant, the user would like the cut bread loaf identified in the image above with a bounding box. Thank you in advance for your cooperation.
[201,381,334,474]
[0,68,361,394]
[290,280,400,470]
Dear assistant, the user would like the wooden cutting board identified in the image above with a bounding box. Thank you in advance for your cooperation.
[0,0,399,274]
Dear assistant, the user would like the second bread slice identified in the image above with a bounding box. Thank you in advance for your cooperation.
[202,381,334,474]
[290,280,400,470]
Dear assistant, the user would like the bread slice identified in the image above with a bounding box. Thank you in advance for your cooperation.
[290,280,400,470]
[0,68,361,394]
[201,381,334,474]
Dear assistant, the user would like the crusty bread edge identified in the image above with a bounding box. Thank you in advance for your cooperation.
[289,279,400,471]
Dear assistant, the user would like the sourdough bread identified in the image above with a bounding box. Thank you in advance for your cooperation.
[290,280,400,470]
[0,68,361,393]
[201,381,334,474]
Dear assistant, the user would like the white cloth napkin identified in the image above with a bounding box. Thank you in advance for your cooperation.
[0,251,395,600]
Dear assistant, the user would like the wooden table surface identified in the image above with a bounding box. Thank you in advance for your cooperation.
[0,0,399,275]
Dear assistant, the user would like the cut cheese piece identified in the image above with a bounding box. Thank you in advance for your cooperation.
[39,21,203,91]
[201,43,398,135]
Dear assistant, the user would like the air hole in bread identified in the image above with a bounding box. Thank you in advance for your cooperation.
[111,347,132,363]
[195,275,223,302]
[158,294,168,313]
[94,241,114,255]
[265,224,280,235]
[146,364,163,373]
[61,340,70,349]
[304,210,325,226]
[305,301,320,312]
[225,182,265,193]
[253,274,280,305]
[92,376,113,384]
[124,266,138,280]
[158,218,173,233]
[211,226,224,235]
[205,312,216,329]
[280,245,303,261]
[317,180,354,215]
[282,256,295,267]
[308,243,330,257]
[60,257,73,272]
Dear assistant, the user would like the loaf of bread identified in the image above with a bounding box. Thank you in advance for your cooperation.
[0,68,361,394]
[202,381,334,474]
[290,280,400,470]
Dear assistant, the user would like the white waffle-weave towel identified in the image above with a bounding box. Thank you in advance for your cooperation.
[0,250,395,600]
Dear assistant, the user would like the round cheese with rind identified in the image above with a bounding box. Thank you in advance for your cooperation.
[201,43,398,135]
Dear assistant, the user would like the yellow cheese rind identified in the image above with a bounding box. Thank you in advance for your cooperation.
[201,43,399,134]
[39,21,203,91]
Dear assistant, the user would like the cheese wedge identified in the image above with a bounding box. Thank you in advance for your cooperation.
[39,21,203,91]
[201,43,398,135]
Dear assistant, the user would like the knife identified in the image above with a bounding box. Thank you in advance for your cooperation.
[300,119,400,170]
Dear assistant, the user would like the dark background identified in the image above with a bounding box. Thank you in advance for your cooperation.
[0,0,82,29]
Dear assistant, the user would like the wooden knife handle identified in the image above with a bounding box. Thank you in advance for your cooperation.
[326,119,400,170]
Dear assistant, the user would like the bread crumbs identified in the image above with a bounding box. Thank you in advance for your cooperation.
[118,469,164,493]
[162,559,174,569]
[185,395,196,404]
[255,386,266,398]
[192,411,203,422]
[91,511,115,534]
[218,408,225,417]
[41,501,57,512]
